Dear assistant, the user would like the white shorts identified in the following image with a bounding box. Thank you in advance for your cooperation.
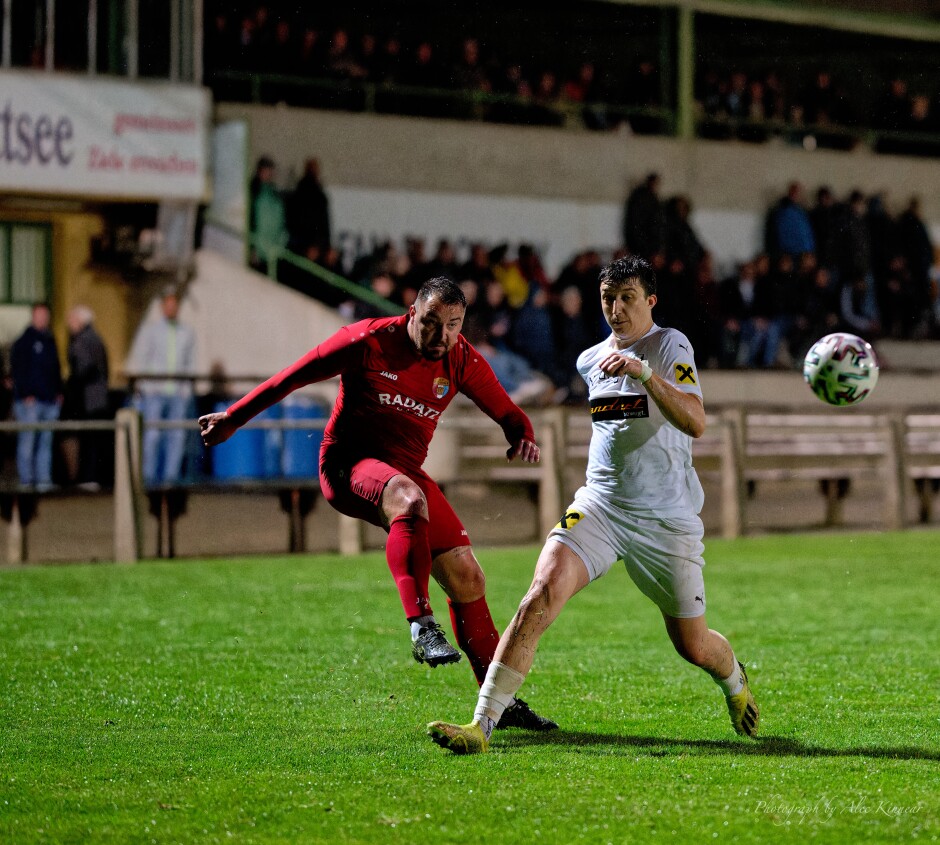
[548,490,706,618]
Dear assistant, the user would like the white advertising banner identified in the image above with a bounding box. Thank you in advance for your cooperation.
[0,71,209,200]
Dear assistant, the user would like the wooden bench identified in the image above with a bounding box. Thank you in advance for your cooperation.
[145,479,321,559]
[905,412,940,523]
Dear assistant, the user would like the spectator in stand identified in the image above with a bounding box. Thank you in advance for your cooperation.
[836,190,879,327]
[64,305,110,490]
[478,279,514,344]
[457,279,488,346]
[724,71,749,122]
[397,40,446,117]
[763,252,801,367]
[377,35,403,84]
[875,76,910,132]
[688,253,722,368]
[867,192,897,292]
[354,271,400,320]
[529,70,563,127]
[511,286,556,381]
[249,155,288,276]
[664,195,706,276]
[626,58,662,134]
[287,157,331,255]
[206,12,236,74]
[555,250,605,342]
[326,29,366,80]
[517,243,551,293]
[809,186,840,273]
[841,272,881,339]
[767,181,815,260]
[475,334,556,407]
[877,255,918,339]
[897,197,935,334]
[251,5,274,69]
[127,287,197,485]
[452,37,491,93]
[803,70,836,126]
[489,243,529,309]
[357,33,380,81]
[234,14,258,72]
[623,173,665,259]
[562,62,606,130]
[425,238,459,280]
[267,19,294,75]
[717,257,774,368]
[550,286,594,401]
[459,243,496,286]
[296,26,326,78]
[794,264,842,354]
[874,76,911,153]
[400,237,429,292]
[10,303,62,490]
[761,70,787,123]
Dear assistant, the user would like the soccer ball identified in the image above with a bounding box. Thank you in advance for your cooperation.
[802,333,879,407]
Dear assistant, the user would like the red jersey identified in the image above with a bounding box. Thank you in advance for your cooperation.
[226,315,535,475]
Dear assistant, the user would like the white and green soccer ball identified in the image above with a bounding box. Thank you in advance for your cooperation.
[803,332,879,407]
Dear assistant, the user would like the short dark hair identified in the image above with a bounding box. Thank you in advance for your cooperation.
[598,255,657,298]
[416,276,467,308]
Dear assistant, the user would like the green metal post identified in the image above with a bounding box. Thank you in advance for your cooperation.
[676,4,694,140]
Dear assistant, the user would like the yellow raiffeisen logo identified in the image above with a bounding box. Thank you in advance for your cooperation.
[675,363,696,384]
[555,510,584,530]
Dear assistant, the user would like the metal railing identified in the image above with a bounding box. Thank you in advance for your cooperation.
[204,214,403,317]
[209,70,676,133]
[209,69,940,157]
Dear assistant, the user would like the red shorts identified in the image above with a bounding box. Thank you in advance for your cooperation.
[319,452,470,556]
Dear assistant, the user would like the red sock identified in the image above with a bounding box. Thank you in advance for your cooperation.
[448,596,500,686]
[386,515,433,621]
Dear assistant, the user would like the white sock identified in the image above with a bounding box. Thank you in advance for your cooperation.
[474,661,526,738]
[410,615,436,640]
[714,656,745,697]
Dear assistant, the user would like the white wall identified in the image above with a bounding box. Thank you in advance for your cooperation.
[216,104,940,276]
[129,248,343,401]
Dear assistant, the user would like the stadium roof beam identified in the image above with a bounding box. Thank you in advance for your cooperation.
[600,0,940,43]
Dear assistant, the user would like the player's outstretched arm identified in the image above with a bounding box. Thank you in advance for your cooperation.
[506,438,540,463]
[199,411,238,446]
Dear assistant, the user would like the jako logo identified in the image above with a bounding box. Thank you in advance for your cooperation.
[380,371,398,381]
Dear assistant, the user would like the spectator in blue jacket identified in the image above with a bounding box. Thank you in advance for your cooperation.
[770,182,816,258]
[10,303,62,490]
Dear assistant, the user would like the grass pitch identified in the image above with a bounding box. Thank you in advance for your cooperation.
[2,531,939,844]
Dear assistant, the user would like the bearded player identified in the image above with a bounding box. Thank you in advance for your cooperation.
[428,256,759,753]
[199,276,556,731]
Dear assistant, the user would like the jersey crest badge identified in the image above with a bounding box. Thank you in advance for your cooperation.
[433,377,450,399]
[675,363,697,385]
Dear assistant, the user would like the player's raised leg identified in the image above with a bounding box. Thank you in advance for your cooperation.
[428,540,589,753]
[662,614,759,737]
[379,474,460,667]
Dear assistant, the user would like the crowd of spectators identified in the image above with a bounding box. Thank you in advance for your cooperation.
[249,153,939,396]
[698,67,940,155]
[206,4,665,132]
[208,5,940,151]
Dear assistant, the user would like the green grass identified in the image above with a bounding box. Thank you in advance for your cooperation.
[2,532,939,844]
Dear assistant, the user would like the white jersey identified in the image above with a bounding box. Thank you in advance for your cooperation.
[576,324,704,516]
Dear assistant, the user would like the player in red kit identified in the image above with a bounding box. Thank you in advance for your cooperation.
[199,277,557,730]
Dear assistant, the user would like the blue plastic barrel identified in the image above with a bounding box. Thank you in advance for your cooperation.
[212,401,282,480]
[281,396,326,478]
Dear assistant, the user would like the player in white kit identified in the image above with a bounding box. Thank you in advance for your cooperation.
[428,255,759,754]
